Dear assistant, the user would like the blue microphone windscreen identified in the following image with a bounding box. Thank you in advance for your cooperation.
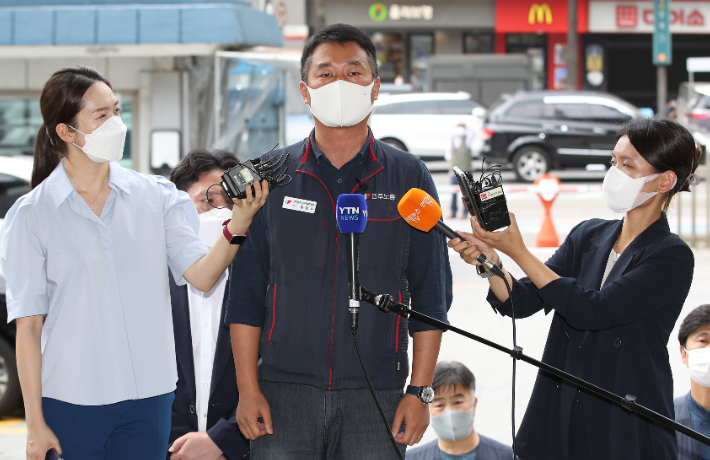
[336,194,368,234]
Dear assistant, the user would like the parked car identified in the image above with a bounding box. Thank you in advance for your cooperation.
[684,84,710,132]
[369,92,487,159]
[481,91,642,182]
[0,155,32,415]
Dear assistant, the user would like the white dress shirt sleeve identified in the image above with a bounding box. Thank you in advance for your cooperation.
[155,177,209,286]
[1,196,49,322]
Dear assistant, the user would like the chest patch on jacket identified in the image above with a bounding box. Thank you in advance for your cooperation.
[283,196,317,213]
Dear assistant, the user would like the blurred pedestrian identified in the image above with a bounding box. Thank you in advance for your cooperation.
[407,362,513,460]
[1,66,268,460]
[449,117,701,460]
[675,305,710,460]
[167,149,251,460]
[445,122,473,219]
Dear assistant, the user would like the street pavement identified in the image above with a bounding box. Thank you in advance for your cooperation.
[0,169,708,457]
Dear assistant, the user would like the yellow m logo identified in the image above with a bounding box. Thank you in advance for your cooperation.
[528,3,553,25]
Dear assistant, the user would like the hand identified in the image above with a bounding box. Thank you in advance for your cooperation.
[470,213,526,259]
[228,180,269,234]
[391,394,429,446]
[448,230,498,267]
[168,432,223,460]
[26,421,61,460]
[236,389,273,440]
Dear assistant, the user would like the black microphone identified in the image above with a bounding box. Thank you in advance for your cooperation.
[397,188,506,279]
[336,194,368,330]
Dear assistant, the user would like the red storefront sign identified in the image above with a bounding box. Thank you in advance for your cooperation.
[495,0,589,33]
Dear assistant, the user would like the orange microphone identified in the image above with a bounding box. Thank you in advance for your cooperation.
[397,188,459,239]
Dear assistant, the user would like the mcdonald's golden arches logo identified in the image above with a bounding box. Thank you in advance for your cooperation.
[528,3,552,25]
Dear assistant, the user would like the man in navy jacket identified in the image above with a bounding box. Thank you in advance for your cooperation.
[227,24,452,460]
[167,150,250,460]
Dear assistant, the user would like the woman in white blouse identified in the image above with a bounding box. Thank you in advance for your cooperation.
[1,66,268,460]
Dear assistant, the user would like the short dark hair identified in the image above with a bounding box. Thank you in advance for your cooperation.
[300,23,378,84]
[170,149,239,192]
[616,117,702,212]
[679,305,710,347]
[432,361,476,394]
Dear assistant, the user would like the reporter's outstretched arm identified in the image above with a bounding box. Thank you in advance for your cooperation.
[16,315,62,460]
[184,180,269,292]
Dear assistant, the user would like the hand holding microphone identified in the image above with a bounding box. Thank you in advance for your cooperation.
[397,189,505,279]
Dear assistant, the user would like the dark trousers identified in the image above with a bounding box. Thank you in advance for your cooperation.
[43,392,174,460]
[251,380,406,460]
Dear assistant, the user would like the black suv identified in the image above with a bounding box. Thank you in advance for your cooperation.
[481,91,641,182]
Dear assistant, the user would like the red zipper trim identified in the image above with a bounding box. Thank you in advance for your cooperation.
[322,218,326,267]
[268,284,278,343]
[297,150,339,390]
[349,134,382,193]
[395,292,402,352]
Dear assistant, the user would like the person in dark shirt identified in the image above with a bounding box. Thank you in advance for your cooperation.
[675,305,710,460]
[407,362,513,460]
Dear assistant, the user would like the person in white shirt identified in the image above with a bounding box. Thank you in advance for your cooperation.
[2,66,268,460]
[167,149,251,460]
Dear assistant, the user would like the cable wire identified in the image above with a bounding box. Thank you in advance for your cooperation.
[352,327,406,460]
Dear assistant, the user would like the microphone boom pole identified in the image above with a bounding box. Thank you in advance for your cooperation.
[356,285,710,448]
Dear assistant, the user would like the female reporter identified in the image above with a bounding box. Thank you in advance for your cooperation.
[0,67,268,460]
[449,117,700,460]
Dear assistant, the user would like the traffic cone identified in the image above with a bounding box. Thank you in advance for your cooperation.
[536,198,559,247]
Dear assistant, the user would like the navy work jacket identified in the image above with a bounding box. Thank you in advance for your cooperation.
[489,216,693,460]
[168,274,250,460]
[228,135,451,391]
[407,435,514,460]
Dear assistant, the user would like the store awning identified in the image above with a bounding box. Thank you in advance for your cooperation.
[0,1,282,48]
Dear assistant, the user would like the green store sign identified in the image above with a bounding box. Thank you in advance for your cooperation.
[369,2,388,22]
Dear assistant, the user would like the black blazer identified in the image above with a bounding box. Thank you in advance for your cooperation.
[169,274,249,460]
[488,215,694,460]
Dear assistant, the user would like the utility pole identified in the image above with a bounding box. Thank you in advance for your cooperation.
[567,0,578,90]
[653,0,671,116]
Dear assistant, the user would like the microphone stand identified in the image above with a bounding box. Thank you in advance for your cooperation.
[357,286,710,448]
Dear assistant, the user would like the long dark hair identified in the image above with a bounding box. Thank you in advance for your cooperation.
[31,66,112,189]
[616,117,702,211]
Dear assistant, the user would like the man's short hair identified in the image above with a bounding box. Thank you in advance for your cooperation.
[679,305,710,348]
[432,361,476,394]
[170,149,239,192]
[300,23,378,84]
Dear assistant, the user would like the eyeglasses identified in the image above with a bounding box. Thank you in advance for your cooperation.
[205,184,232,209]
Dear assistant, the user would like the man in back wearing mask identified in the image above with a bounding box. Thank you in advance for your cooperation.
[675,305,710,460]
[227,23,452,459]
[166,149,250,460]
[408,362,513,460]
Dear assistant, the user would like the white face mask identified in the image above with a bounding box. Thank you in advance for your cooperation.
[430,407,474,442]
[602,166,660,213]
[454,126,466,137]
[306,80,375,127]
[197,207,233,248]
[69,116,127,163]
[686,347,710,387]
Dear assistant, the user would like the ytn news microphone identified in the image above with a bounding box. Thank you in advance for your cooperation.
[336,194,368,330]
[397,188,505,279]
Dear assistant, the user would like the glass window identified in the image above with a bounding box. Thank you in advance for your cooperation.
[463,33,494,54]
[437,99,481,115]
[506,101,544,118]
[588,103,631,122]
[399,101,440,115]
[0,99,42,156]
[370,33,406,84]
[545,103,589,121]
[410,34,434,91]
